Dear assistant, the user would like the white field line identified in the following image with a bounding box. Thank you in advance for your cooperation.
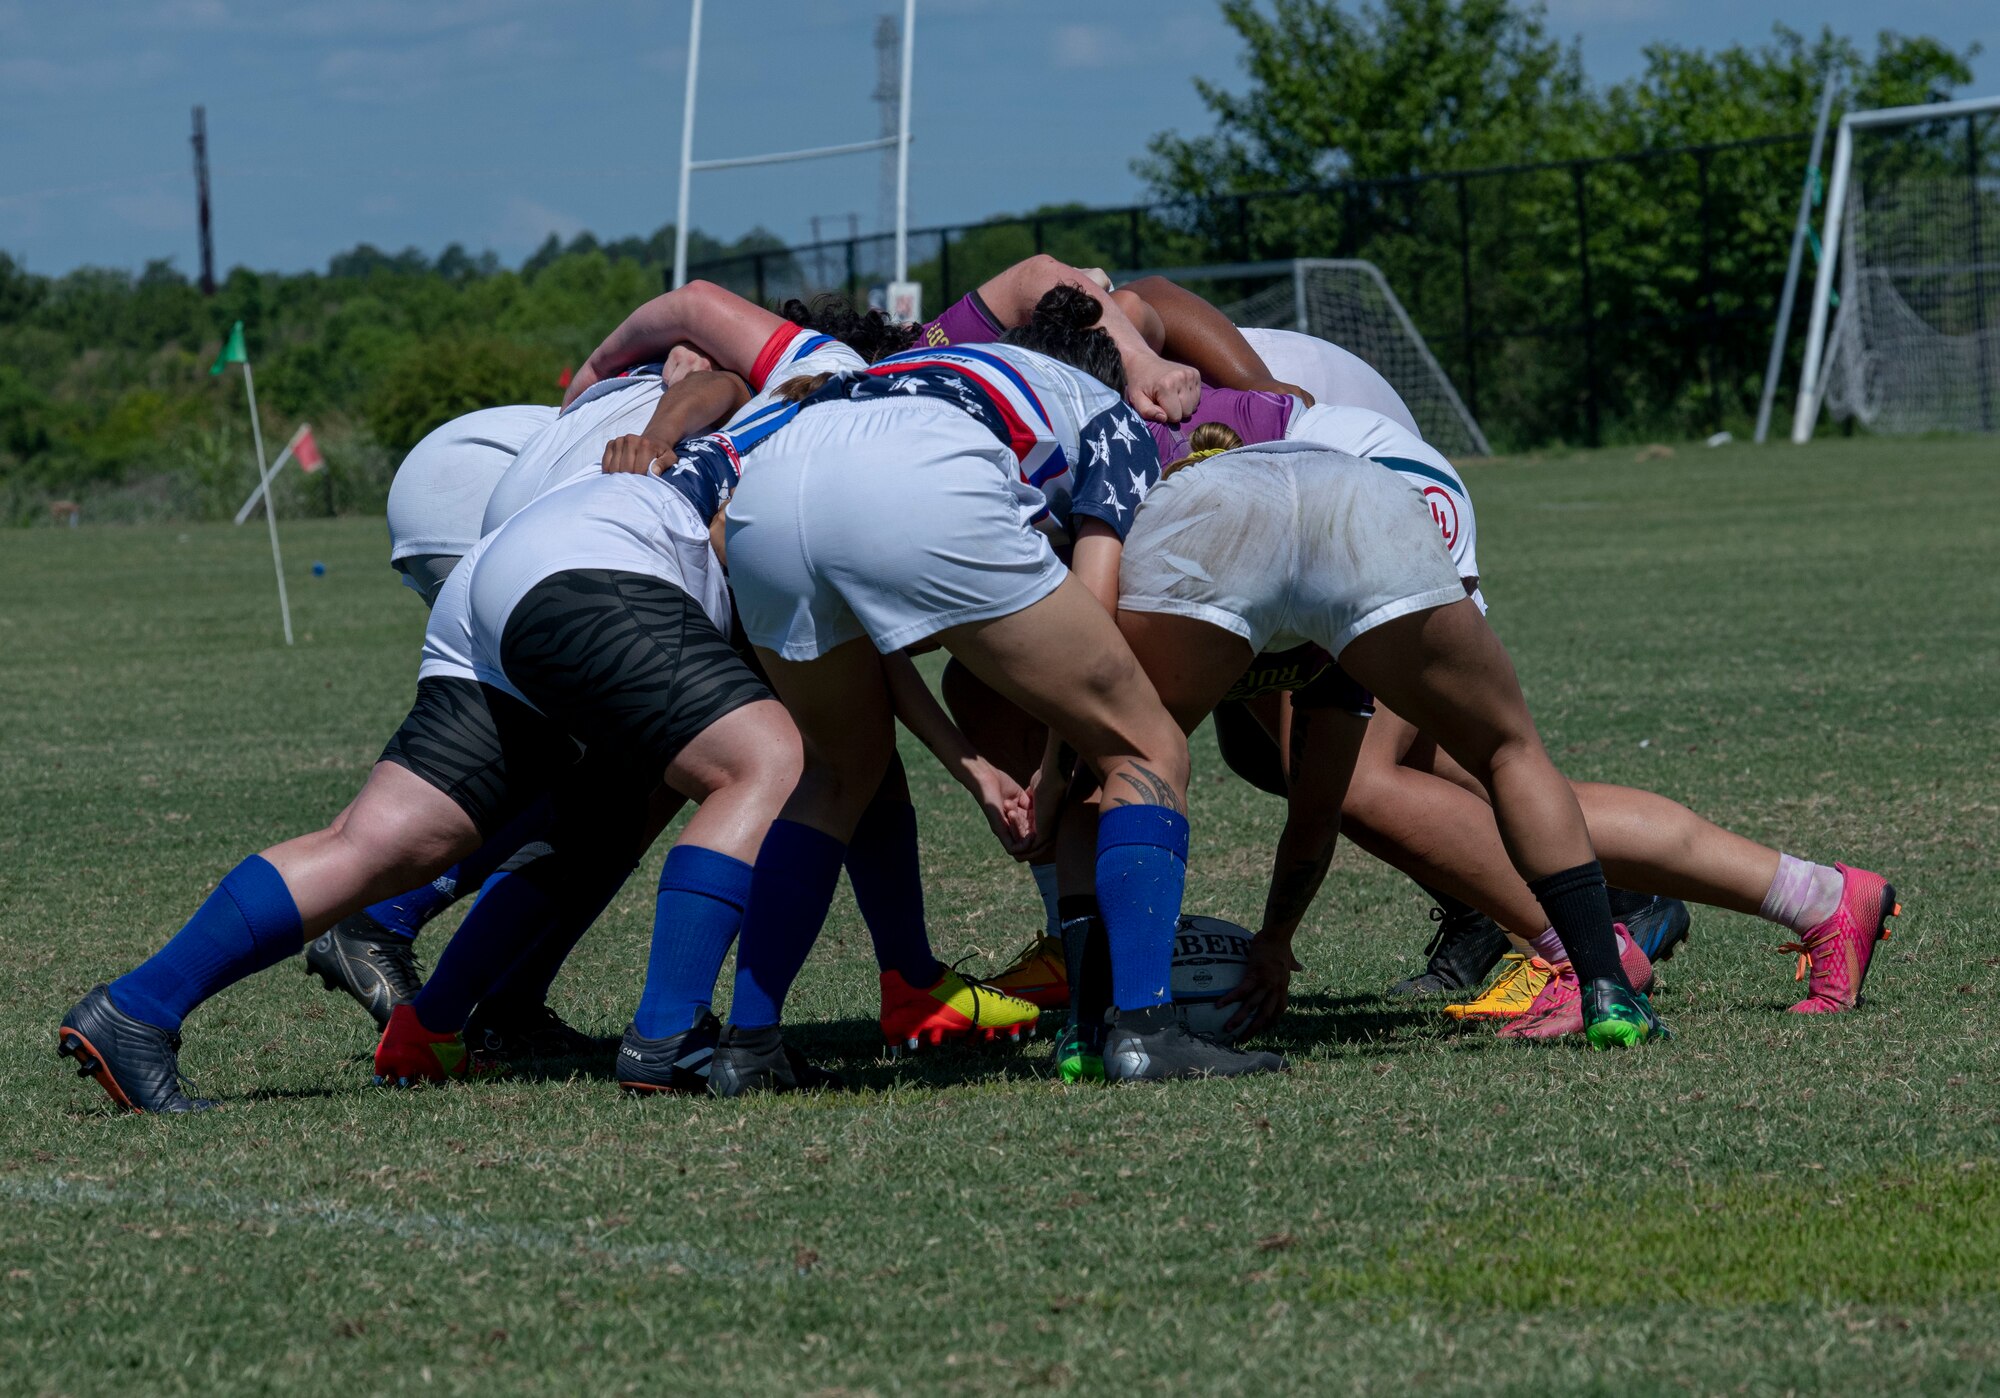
[2,1176,757,1278]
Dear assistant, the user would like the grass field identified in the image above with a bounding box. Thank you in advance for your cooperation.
[3,434,1998,1395]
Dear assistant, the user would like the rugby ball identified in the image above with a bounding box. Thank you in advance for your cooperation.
[1172,914,1252,1041]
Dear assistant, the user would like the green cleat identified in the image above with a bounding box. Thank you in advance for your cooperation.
[1581,978,1669,1049]
[1054,1022,1104,1084]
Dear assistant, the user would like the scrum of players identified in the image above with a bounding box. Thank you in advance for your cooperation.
[57,254,1900,1111]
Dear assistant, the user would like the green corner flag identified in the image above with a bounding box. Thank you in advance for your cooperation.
[210,320,247,376]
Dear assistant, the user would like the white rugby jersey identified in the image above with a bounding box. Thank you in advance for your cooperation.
[675,342,1160,538]
[1288,402,1483,606]
[1241,327,1421,437]
[478,323,857,535]
[386,404,557,562]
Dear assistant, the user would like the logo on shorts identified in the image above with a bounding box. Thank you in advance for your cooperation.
[1423,486,1461,549]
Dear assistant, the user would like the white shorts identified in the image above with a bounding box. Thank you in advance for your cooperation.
[418,552,482,685]
[464,474,728,706]
[724,398,1068,660]
[1118,441,1466,657]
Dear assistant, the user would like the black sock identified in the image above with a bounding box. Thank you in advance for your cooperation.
[1527,861,1629,989]
[1057,894,1110,1033]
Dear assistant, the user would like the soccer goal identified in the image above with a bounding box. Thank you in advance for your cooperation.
[1791,95,2000,442]
[1111,258,1492,459]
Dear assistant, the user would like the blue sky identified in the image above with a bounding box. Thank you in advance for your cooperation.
[1,0,1993,277]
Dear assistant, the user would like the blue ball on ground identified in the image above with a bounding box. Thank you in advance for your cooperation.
[311,562,326,576]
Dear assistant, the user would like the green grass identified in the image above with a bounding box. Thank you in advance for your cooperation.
[3,434,1998,1395]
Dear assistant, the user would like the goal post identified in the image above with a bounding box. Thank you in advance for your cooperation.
[1790,94,2000,443]
[1111,258,1492,459]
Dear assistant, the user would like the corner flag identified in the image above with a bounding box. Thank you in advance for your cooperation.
[210,320,247,376]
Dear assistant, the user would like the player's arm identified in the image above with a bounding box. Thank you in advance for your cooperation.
[881,651,1034,857]
[974,255,1199,422]
[1222,698,1368,1035]
[565,281,788,407]
[1118,275,1314,405]
[601,370,752,475]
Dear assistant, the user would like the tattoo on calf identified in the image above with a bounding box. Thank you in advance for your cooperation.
[1108,762,1182,812]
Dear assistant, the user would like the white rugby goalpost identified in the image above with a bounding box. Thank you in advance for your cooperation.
[1790,94,2000,442]
[1113,258,1492,458]
[672,0,917,293]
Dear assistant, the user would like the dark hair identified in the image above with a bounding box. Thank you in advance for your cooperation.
[777,293,919,364]
[1001,283,1127,395]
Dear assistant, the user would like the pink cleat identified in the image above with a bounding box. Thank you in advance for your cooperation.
[1497,927,1653,1040]
[1779,863,1899,1014]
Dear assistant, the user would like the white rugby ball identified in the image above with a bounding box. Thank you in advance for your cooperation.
[1172,914,1252,1041]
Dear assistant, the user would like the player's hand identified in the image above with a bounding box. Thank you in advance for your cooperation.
[1124,352,1201,423]
[601,434,675,475]
[663,344,714,386]
[1220,935,1302,1038]
[966,759,1035,859]
[1020,763,1067,865]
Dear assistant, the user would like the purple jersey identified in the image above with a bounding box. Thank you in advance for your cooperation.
[1146,388,1301,465]
[918,291,1004,349]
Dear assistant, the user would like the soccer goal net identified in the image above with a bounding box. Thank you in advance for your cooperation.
[1111,258,1492,458]
[1797,97,2000,440]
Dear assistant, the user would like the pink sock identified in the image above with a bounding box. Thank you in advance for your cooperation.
[1529,926,1630,965]
[1760,854,1844,933]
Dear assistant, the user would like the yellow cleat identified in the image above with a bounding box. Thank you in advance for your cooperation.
[982,934,1069,1009]
[1442,953,1552,1021]
[880,968,1040,1053]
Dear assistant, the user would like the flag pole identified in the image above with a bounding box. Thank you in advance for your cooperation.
[232,423,308,525]
[240,359,293,645]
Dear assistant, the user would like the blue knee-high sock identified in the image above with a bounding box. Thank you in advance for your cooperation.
[844,798,944,988]
[729,820,846,1030]
[109,855,303,1032]
[361,796,555,940]
[1096,805,1191,1012]
[411,872,560,1034]
[632,845,754,1039]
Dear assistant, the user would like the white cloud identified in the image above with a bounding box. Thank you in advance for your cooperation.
[104,188,190,234]
[500,196,585,249]
[1051,23,1129,71]
[0,50,175,94]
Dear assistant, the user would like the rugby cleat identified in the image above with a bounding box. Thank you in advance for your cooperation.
[707,1024,845,1097]
[57,985,215,1113]
[466,1000,615,1062]
[1388,903,1510,997]
[983,934,1070,1009]
[1621,895,1694,964]
[371,1002,492,1087]
[879,967,1040,1054]
[1780,863,1899,1014]
[1581,978,1670,1049]
[1102,1004,1288,1083]
[304,914,424,1029]
[1497,928,1655,1040]
[616,1012,721,1095]
[1442,953,1553,1021]
[1053,1021,1106,1084]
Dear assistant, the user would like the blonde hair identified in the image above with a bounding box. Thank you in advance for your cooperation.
[1162,422,1243,478]
[775,371,836,403]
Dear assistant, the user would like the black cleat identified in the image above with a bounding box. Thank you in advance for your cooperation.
[57,986,215,1114]
[304,915,424,1029]
[707,1024,846,1098]
[1620,895,1693,965]
[466,1000,616,1062]
[1388,903,1510,997]
[616,1012,721,1094]
[1102,1004,1288,1083]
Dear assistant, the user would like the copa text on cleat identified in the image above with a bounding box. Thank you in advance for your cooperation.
[617,1012,721,1094]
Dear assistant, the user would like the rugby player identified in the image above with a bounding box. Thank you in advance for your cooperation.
[681,285,1286,1092]
[1104,431,1896,1046]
